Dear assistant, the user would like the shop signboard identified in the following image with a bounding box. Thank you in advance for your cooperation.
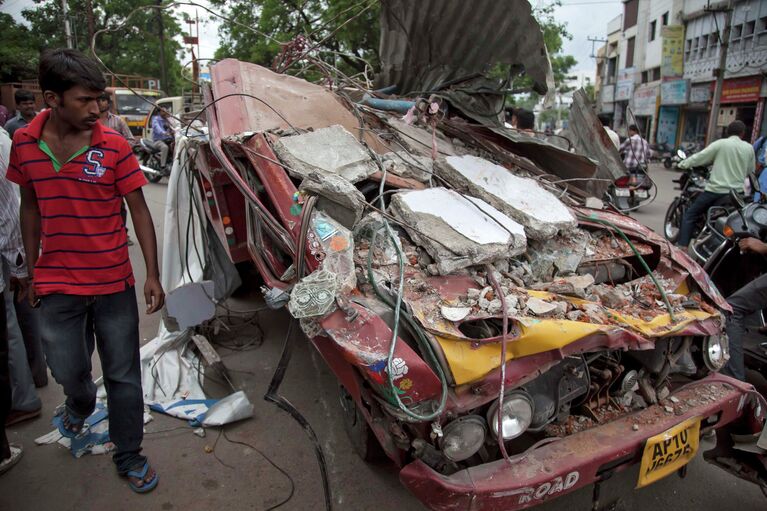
[657,106,680,146]
[601,84,615,104]
[689,84,711,104]
[615,68,635,101]
[660,79,689,105]
[632,84,658,116]
[721,76,762,104]
[661,25,685,80]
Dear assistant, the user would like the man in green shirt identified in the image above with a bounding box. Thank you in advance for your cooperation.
[676,121,755,247]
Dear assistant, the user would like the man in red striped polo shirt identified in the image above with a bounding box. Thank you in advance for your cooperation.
[5,49,164,493]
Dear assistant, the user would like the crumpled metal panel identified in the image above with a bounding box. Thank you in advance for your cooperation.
[376,0,554,96]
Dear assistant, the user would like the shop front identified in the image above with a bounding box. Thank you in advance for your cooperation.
[717,76,762,141]
[681,83,710,149]
[632,83,659,142]
[614,67,635,134]
[658,79,689,147]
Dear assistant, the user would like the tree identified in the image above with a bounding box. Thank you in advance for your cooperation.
[0,3,39,82]
[212,0,380,79]
[20,0,185,94]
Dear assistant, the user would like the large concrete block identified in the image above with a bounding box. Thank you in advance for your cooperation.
[439,155,577,240]
[389,187,526,274]
[273,125,378,183]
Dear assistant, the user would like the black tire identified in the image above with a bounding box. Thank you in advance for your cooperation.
[664,198,684,242]
[614,196,632,212]
[338,385,383,462]
[144,172,163,184]
[136,152,163,183]
[663,157,672,169]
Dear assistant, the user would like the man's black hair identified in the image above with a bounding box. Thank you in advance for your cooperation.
[628,124,639,133]
[597,113,611,127]
[726,120,747,137]
[516,108,535,130]
[39,48,106,96]
[14,89,34,104]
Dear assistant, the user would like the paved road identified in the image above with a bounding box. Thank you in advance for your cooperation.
[2,168,766,511]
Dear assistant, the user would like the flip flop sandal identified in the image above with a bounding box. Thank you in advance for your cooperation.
[0,444,23,476]
[123,461,159,494]
[52,410,87,439]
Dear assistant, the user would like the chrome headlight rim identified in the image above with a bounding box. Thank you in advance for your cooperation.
[703,335,729,372]
[439,414,487,462]
[486,390,534,441]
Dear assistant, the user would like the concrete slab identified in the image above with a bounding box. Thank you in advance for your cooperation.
[439,154,577,240]
[389,187,526,274]
[273,125,378,183]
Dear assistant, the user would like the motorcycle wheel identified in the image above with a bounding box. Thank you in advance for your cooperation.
[137,152,163,183]
[664,198,683,242]
[338,385,383,462]
[663,157,672,169]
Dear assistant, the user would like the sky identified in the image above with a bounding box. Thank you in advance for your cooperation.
[3,0,623,82]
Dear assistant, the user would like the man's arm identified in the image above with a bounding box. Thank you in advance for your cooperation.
[19,187,40,304]
[678,140,720,169]
[117,117,136,145]
[124,188,164,313]
[619,136,630,152]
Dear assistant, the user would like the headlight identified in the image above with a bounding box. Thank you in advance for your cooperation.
[439,415,486,462]
[486,391,534,441]
[703,335,729,372]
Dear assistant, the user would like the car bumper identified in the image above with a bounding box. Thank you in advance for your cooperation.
[399,374,766,511]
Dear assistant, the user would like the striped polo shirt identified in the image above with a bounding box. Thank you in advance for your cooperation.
[6,109,148,296]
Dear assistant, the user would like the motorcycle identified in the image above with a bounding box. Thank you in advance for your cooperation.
[651,141,673,166]
[133,138,173,183]
[606,165,656,212]
[664,142,701,169]
[704,179,767,376]
[663,151,711,243]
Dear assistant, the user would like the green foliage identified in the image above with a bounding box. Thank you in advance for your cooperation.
[16,0,184,94]
[0,8,39,82]
[212,0,380,80]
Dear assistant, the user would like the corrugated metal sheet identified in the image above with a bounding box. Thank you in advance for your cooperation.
[376,0,554,96]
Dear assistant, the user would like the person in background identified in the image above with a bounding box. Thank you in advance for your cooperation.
[619,124,651,172]
[0,107,9,128]
[97,93,134,145]
[598,114,620,150]
[676,121,755,247]
[4,90,37,138]
[0,128,29,476]
[515,108,536,134]
[7,48,164,493]
[752,132,767,201]
[150,109,173,170]
[97,92,136,246]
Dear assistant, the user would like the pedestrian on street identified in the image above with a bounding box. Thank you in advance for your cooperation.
[4,90,37,138]
[0,131,29,476]
[598,114,620,150]
[721,237,767,381]
[619,124,651,172]
[0,127,42,426]
[97,92,136,246]
[676,121,756,248]
[6,48,165,493]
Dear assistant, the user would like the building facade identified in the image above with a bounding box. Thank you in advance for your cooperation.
[597,0,767,145]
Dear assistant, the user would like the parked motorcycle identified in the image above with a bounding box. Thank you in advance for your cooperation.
[704,181,767,376]
[133,138,172,183]
[606,165,656,212]
[663,151,711,243]
[664,142,701,169]
[651,142,673,166]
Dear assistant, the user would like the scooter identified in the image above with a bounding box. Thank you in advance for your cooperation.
[704,178,767,375]
[133,139,173,183]
[606,164,656,212]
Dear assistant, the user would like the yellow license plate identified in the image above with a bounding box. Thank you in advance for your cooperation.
[636,417,701,488]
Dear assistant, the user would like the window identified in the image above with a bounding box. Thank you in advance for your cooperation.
[653,67,661,81]
[626,36,636,67]
[624,0,638,29]
[649,20,657,41]
[641,70,649,83]
[662,12,669,26]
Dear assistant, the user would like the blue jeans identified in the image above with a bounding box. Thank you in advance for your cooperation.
[38,286,145,473]
[677,191,728,247]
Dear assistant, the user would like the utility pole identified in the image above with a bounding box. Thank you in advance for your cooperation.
[706,0,734,143]
[62,0,74,49]
[85,0,95,47]
[156,0,168,92]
